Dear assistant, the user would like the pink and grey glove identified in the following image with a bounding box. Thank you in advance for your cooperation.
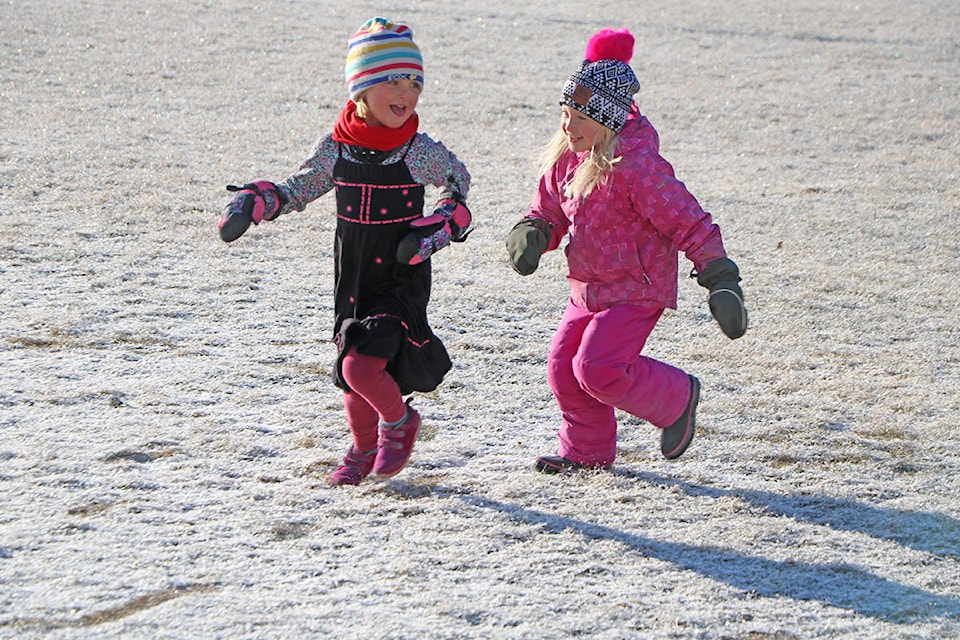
[395,198,472,265]
[217,181,284,243]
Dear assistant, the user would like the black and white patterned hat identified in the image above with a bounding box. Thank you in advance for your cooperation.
[560,29,640,133]
[561,58,640,133]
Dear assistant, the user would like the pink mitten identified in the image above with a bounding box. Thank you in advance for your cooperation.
[217,181,284,243]
[396,199,472,265]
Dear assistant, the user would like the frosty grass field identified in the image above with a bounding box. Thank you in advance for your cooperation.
[1,1,958,638]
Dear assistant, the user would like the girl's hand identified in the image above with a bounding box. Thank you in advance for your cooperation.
[396,199,472,265]
[218,181,284,243]
[505,218,551,275]
[696,258,748,339]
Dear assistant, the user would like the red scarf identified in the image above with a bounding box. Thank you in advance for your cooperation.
[332,100,419,151]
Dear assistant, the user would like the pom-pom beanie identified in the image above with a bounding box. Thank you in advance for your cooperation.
[560,28,640,133]
[345,17,423,101]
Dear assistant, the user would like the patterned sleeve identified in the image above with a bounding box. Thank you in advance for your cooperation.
[404,133,471,201]
[526,163,570,252]
[275,133,338,214]
[629,154,726,271]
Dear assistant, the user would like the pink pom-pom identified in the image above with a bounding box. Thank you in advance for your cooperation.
[584,28,634,63]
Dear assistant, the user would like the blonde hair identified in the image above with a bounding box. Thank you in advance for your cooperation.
[539,125,621,200]
[354,95,369,119]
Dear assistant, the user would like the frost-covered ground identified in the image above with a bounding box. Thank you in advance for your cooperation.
[1,1,958,638]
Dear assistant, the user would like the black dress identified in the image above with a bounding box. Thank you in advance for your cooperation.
[331,142,452,396]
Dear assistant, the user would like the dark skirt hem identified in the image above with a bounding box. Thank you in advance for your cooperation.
[333,315,451,396]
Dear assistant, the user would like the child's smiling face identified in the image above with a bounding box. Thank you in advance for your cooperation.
[361,78,422,128]
[560,105,606,153]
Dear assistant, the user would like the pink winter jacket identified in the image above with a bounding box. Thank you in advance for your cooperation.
[526,108,728,312]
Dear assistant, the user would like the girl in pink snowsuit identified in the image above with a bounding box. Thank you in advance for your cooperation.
[506,28,748,473]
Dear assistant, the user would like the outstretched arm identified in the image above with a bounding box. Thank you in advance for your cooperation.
[632,159,747,339]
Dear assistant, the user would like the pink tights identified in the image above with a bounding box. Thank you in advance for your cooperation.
[340,349,407,452]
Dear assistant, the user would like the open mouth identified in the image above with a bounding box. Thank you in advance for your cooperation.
[390,104,407,117]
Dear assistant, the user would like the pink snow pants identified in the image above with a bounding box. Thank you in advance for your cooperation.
[547,299,692,466]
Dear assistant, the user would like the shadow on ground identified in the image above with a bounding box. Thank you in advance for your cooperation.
[452,481,960,625]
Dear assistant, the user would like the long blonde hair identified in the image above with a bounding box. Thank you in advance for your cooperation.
[538,125,621,200]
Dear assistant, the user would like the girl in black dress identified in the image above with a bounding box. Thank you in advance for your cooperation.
[218,17,471,485]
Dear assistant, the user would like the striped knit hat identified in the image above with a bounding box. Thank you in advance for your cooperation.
[345,17,423,101]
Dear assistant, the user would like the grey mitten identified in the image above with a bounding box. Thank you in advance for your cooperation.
[696,258,748,339]
[505,218,551,275]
